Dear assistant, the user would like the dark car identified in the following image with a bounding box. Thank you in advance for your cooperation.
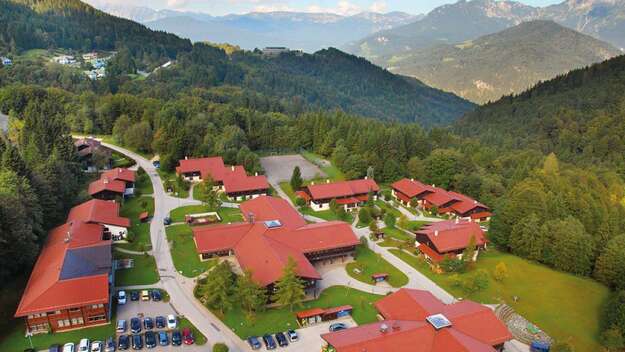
[247,336,261,350]
[158,331,169,346]
[182,328,194,345]
[104,336,115,352]
[130,291,140,301]
[262,334,277,350]
[24,349,36,352]
[151,290,162,301]
[275,332,288,347]
[171,330,182,346]
[130,318,141,334]
[117,335,129,350]
[287,329,298,342]
[155,316,166,329]
[144,331,156,349]
[131,334,143,350]
[143,317,154,330]
[329,323,347,332]
[48,345,61,352]
[163,217,171,225]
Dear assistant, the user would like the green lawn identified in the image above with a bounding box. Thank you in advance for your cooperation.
[375,200,401,218]
[0,320,115,351]
[389,248,608,351]
[117,196,154,252]
[403,221,428,231]
[382,227,414,242]
[346,245,408,288]
[166,224,217,277]
[111,151,136,168]
[170,205,243,224]
[221,286,381,338]
[301,151,345,181]
[113,252,159,286]
[135,169,153,195]
[157,169,190,198]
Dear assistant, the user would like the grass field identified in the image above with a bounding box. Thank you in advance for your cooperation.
[382,227,414,242]
[157,169,190,198]
[111,151,136,168]
[221,286,382,338]
[170,205,243,224]
[388,248,609,351]
[117,196,154,252]
[346,245,408,288]
[113,252,159,286]
[166,224,217,277]
[135,169,153,195]
[301,151,345,181]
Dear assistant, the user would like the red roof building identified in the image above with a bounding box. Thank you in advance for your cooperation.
[176,157,269,200]
[302,178,379,212]
[89,168,137,199]
[15,221,113,334]
[193,196,359,288]
[415,220,487,263]
[67,199,131,241]
[101,168,136,184]
[321,289,512,352]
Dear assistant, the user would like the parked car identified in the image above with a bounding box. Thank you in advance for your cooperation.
[62,343,75,352]
[116,319,127,333]
[130,291,140,301]
[247,336,262,350]
[329,323,347,332]
[49,344,61,352]
[144,331,156,349]
[158,331,169,346]
[141,290,150,301]
[287,329,298,342]
[117,290,127,305]
[275,332,288,347]
[166,314,177,329]
[130,317,142,334]
[262,334,277,350]
[78,339,90,352]
[182,328,195,345]
[131,334,143,350]
[143,317,154,330]
[150,290,162,301]
[163,217,171,225]
[155,316,166,329]
[90,341,103,352]
[117,335,129,350]
[171,330,182,346]
[104,336,115,352]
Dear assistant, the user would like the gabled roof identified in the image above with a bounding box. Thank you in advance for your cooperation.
[447,192,489,216]
[306,179,379,200]
[321,289,512,352]
[15,222,111,317]
[101,168,136,183]
[176,157,227,181]
[423,187,462,207]
[416,220,486,253]
[67,199,131,228]
[176,157,269,194]
[392,178,435,198]
[193,196,359,286]
[88,178,126,196]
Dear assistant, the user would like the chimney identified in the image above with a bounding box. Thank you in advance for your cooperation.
[231,165,235,171]
[434,230,439,237]
[311,181,315,185]
[432,184,435,187]
[326,179,330,184]
[248,212,255,224]
[103,178,109,184]
[392,322,401,331]
[255,172,258,176]
[379,323,388,333]
[410,178,414,182]
[185,156,188,160]
[365,176,368,180]
[64,230,72,243]
[455,218,459,224]
[474,200,478,204]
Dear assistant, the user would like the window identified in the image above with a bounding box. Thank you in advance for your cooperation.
[71,317,84,325]
[87,315,106,322]
[69,307,81,313]
[90,304,104,309]
[57,319,70,328]
[30,323,49,332]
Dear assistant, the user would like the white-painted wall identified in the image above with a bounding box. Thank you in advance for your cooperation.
[105,224,127,241]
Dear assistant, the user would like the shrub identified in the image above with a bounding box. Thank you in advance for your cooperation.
[440,258,466,273]
[359,207,372,224]
[384,213,396,228]
[213,343,229,352]
[493,262,509,282]
[295,197,306,207]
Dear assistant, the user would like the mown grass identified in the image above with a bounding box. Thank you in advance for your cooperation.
[117,196,154,252]
[301,151,345,181]
[345,245,408,288]
[113,251,159,286]
[165,224,217,277]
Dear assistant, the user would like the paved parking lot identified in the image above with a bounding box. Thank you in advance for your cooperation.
[260,155,326,184]
[273,317,356,352]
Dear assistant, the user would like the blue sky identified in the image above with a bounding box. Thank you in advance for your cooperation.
[87,0,564,16]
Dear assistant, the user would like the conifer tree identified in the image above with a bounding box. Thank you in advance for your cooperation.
[272,257,306,311]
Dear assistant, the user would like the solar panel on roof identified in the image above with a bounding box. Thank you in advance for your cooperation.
[426,314,452,330]
[264,220,282,228]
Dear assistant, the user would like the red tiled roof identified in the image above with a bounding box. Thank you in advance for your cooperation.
[295,191,311,202]
[296,308,325,319]
[416,220,486,253]
[101,168,136,183]
[322,289,512,352]
[223,174,269,194]
[67,199,131,228]
[15,222,110,317]
[447,192,489,216]
[193,196,359,286]
[471,212,493,220]
[423,187,461,207]
[392,179,435,199]
[417,243,446,263]
[306,179,379,200]
[335,197,360,205]
[323,305,353,315]
[88,178,126,196]
[176,157,269,194]
[176,157,227,181]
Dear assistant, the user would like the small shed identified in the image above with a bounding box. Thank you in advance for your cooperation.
[139,211,150,223]
[296,308,324,327]
[322,305,353,321]
[372,273,389,283]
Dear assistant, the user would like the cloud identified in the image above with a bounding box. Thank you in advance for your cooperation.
[306,1,362,15]
[167,0,189,8]
[253,4,295,12]
[369,1,387,12]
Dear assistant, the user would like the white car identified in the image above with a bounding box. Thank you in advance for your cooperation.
[90,341,103,352]
[63,343,75,352]
[78,339,90,352]
[117,290,127,305]
[167,314,177,329]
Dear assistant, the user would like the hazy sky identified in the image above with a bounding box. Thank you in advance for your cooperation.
[86,0,564,16]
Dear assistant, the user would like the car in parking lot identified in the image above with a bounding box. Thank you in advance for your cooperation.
[287,329,298,342]
[158,331,169,346]
[275,332,288,347]
[117,335,129,350]
[130,317,141,333]
[247,336,261,350]
[104,337,115,352]
[171,330,182,346]
[150,290,162,301]
[262,334,276,350]
[141,290,150,301]
[329,323,348,332]
[130,291,139,301]
[49,344,61,352]
[143,317,154,330]
[90,341,103,352]
[145,331,156,349]
[116,319,127,333]
[78,339,90,352]
[62,343,75,352]
[155,316,166,329]
[131,334,143,350]
[117,290,127,305]
[182,328,194,345]
[166,314,177,329]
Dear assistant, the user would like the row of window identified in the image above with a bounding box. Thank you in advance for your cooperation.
[57,314,104,328]
[28,304,105,319]
[30,323,49,332]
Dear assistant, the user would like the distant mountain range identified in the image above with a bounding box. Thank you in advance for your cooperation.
[86,2,421,53]
[387,20,621,103]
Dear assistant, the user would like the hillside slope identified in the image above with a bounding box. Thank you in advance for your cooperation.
[387,20,620,103]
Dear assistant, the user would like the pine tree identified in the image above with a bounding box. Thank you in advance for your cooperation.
[236,269,267,320]
[290,166,303,191]
[200,261,235,315]
[272,257,306,311]
[462,235,477,263]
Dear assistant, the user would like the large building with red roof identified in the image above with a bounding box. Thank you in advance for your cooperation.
[414,220,487,264]
[15,221,113,334]
[299,178,379,212]
[74,137,111,171]
[391,178,491,222]
[176,156,269,201]
[88,168,136,200]
[193,196,359,290]
[321,288,512,352]
[67,199,131,241]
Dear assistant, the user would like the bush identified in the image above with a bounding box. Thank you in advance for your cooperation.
[440,258,467,273]
[462,270,489,294]
[359,236,369,247]
[295,197,306,207]
[213,343,229,352]
[493,262,509,282]
[359,207,372,224]
[382,189,391,200]
[384,213,396,228]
